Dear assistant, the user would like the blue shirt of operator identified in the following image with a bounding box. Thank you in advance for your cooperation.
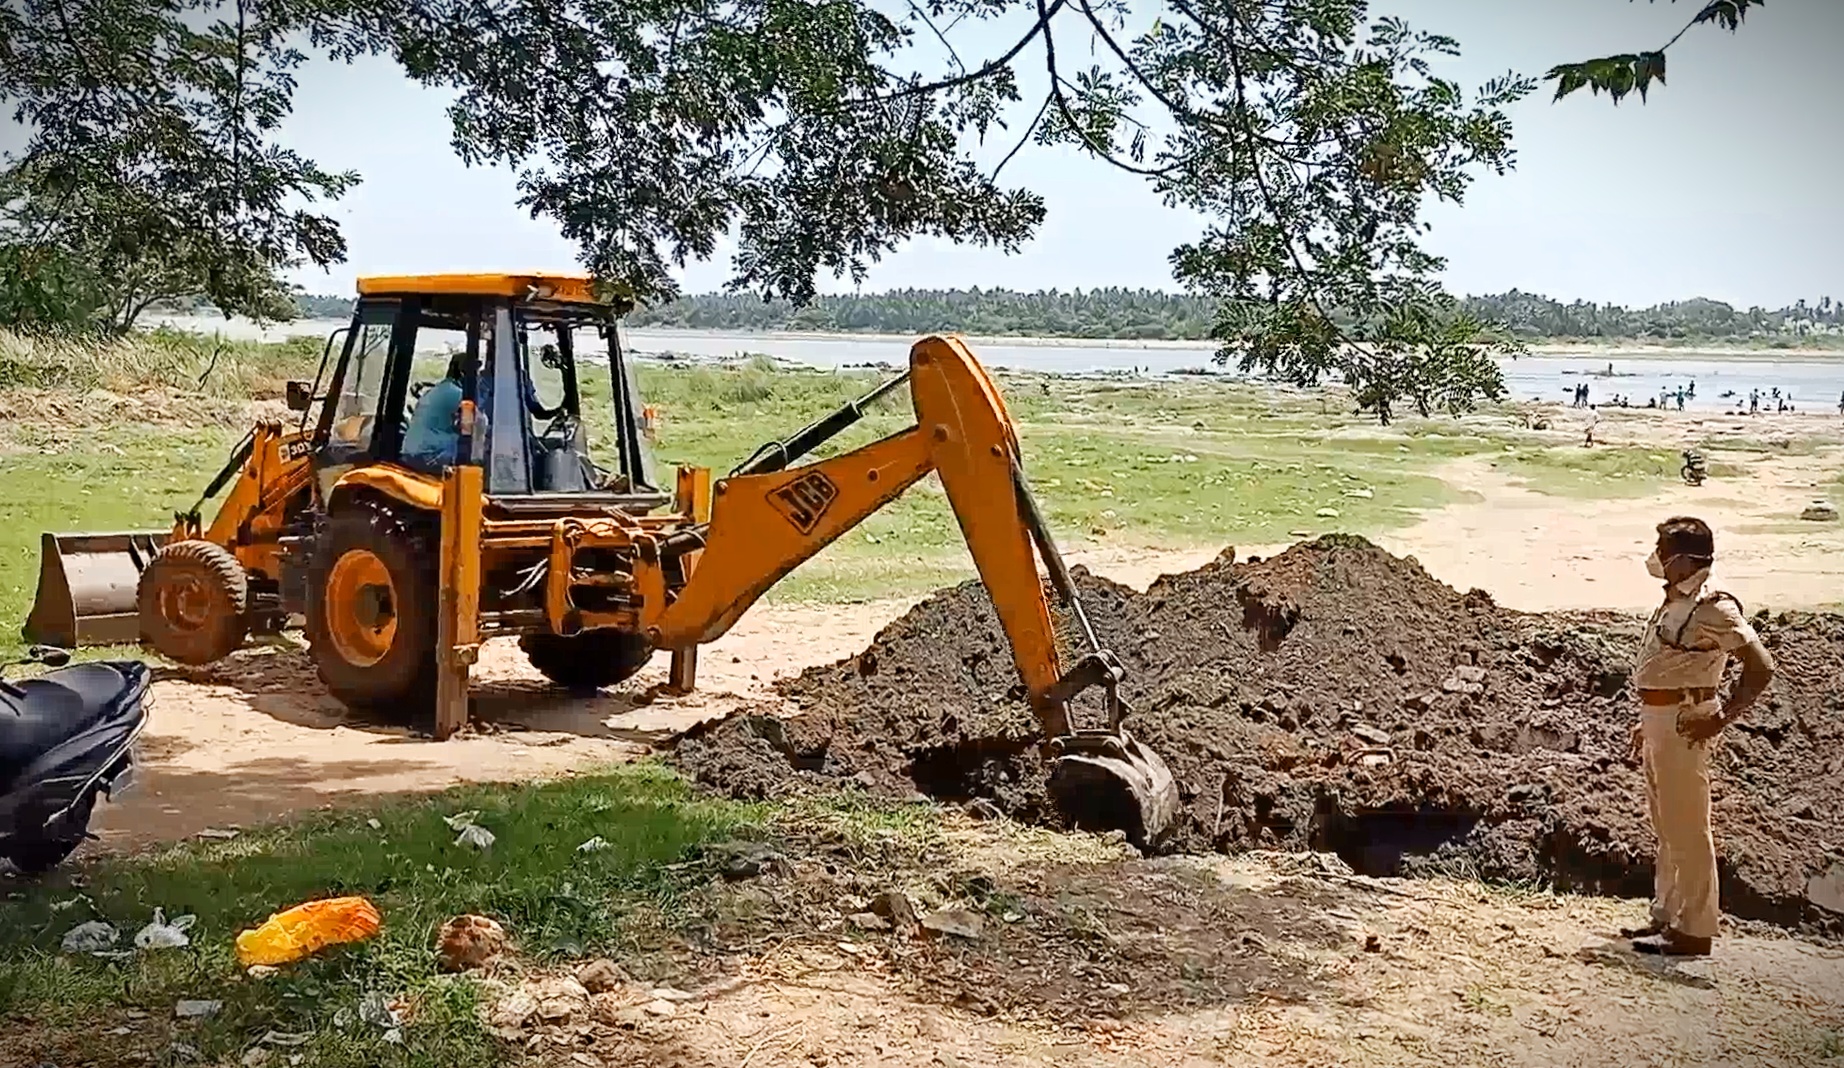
[401,356,544,473]
[401,375,464,473]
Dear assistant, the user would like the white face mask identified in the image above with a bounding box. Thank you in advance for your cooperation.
[1646,550,1668,579]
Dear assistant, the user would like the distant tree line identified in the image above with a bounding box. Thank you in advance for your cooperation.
[613,288,1842,343]
[136,287,1839,348]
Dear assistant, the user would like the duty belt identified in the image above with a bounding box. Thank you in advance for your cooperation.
[1638,686,1717,706]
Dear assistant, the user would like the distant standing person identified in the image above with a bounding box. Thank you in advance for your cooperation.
[1837,389,1843,415]
[1584,404,1599,447]
[1626,517,1776,957]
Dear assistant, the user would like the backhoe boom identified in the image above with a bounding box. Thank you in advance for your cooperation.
[646,335,1178,843]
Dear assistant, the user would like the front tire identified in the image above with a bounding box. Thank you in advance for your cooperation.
[520,630,654,692]
[137,540,249,665]
[306,499,439,716]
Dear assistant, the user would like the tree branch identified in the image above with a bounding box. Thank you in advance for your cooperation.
[1037,0,1179,178]
[874,0,1067,104]
[907,0,966,73]
[992,92,1051,180]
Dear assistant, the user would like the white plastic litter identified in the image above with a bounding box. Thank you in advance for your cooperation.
[576,836,610,854]
[135,908,198,950]
[456,823,496,850]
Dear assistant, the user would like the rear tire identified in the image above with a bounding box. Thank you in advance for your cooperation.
[5,795,94,876]
[137,540,249,665]
[306,498,439,717]
[520,630,654,692]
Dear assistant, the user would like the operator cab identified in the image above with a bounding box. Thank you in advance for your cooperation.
[296,272,666,513]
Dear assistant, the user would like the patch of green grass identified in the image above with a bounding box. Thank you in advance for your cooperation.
[0,424,246,659]
[0,327,322,400]
[0,764,757,1068]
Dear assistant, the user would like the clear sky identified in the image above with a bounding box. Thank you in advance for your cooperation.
[166,1,1844,306]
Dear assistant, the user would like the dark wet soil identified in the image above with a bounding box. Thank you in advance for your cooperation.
[674,536,1844,933]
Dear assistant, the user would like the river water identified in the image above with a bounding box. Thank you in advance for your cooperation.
[157,315,1844,415]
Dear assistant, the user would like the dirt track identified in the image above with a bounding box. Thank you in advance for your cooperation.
[678,536,1844,934]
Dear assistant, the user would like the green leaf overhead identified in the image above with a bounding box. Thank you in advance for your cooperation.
[1546,0,1762,105]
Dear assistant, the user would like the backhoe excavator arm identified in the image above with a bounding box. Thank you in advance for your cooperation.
[647,336,1178,842]
[652,337,1061,704]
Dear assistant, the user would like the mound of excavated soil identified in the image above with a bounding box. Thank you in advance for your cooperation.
[674,536,1844,933]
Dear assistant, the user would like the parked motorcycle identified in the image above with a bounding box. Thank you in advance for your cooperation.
[1681,449,1708,487]
[0,648,149,874]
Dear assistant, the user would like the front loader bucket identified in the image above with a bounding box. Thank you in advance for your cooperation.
[1047,728,1181,849]
[23,531,169,648]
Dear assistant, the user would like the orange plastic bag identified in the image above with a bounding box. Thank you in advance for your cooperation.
[235,896,382,967]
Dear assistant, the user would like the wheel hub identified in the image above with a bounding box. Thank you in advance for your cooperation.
[325,549,399,668]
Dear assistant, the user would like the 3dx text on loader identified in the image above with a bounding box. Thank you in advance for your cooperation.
[25,272,1178,843]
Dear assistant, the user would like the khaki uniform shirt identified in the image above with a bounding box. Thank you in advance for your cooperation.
[1633,580,1758,690]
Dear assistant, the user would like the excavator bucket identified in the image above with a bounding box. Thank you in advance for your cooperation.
[1047,729,1181,848]
[22,531,169,648]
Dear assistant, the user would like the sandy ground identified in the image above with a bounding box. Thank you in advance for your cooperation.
[1378,408,1844,613]
[85,418,1844,855]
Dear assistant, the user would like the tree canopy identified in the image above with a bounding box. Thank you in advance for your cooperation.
[0,0,359,332]
[0,0,1767,419]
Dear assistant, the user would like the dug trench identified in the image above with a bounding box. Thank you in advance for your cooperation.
[674,536,1844,935]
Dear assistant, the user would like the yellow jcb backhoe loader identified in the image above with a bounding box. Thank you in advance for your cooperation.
[24,272,1178,842]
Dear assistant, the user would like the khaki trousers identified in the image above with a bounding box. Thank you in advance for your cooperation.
[1641,700,1722,940]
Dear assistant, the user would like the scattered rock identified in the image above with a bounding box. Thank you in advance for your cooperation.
[534,977,591,1021]
[1350,724,1391,746]
[1809,864,1844,915]
[870,891,920,935]
[643,999,677,1017]
[647,987,697,1003]
[1441,665,1487,694]
[1315,507,1341,518]
[1364,933,1382,953]
[174,1000,222,1020]
[708,840,788,880]
[919,909,983,940]
[962,798,1005,821]
[435,914,510,973]
[574,958,629,994]
[489,991,540,1030]
[1344,488,1374,499]
[845,911,892,931]
[1800,500,1838,522]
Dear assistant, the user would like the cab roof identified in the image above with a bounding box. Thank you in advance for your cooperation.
[354,271,605,304]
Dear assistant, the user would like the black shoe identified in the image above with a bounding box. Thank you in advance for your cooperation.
[1632,930,1711,957]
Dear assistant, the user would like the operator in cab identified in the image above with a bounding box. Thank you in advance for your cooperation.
[401,352,470,474]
